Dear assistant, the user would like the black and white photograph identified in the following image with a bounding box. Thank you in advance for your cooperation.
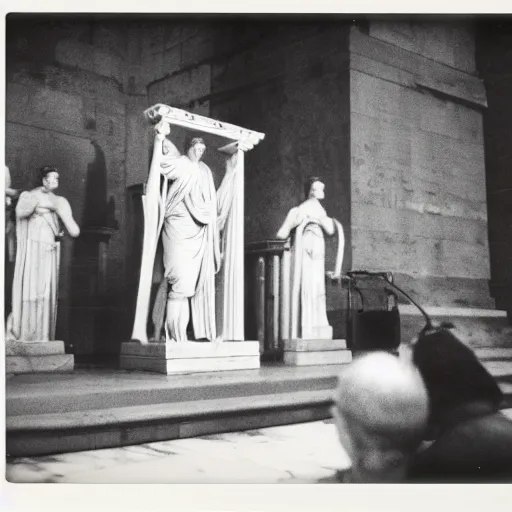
[3,4,512,503]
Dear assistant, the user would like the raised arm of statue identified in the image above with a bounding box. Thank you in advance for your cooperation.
[55,197,80,238]
[152,120,184,181]
[15,191,38,219]
[159,138,184,181]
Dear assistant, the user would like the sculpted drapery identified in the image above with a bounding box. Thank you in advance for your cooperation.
[6,167,80,342]
[150,123,240,343]
[277,177,344,340]
[130,104,265,345]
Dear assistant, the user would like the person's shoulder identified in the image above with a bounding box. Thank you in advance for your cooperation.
[19,189,38,199]
[53,195,71,208]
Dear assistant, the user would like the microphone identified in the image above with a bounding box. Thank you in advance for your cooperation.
[346,270,454,335]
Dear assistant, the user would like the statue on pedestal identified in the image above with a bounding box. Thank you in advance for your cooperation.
[129,104,264,349]
[6,166,80,342]
[150,121,248,343]
[276,177,344,340]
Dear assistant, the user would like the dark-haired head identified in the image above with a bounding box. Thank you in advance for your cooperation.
[39,166,58,185]
[413,328,503,429]
[304,176,323,199]
[184,135,206,154]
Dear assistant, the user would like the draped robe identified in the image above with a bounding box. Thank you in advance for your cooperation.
[287,201,331,339]
[152,137,238,342]
[7,191,61,341]
[278,197,344,340]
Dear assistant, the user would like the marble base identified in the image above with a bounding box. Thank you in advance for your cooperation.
[283,339,352,367]
[301,325,333,340]
[119,341,261,375]
[284,339,348,351]
[6,341,74,374]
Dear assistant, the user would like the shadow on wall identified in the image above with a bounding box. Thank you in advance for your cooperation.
[67,140,120,364]
[82,140,108,227]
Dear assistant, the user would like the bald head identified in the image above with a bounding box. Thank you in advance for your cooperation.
[334,352,429,452]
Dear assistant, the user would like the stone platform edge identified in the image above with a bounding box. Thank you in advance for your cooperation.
[399,305,507,318]
[284,339,347,351]
[119,340,261,374]
[283,339,352,367]
[6,341,74,374]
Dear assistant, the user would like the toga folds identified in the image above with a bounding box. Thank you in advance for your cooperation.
[7,191,61,341]
[153,137,237,341]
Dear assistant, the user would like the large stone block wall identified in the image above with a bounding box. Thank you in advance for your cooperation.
[6,17,500,359]
[208,23,352,315]
[139,20,352,260]
[349,23,492,307]
[5,16,133,355]
[138,20,353,316]
[477,21,512,316]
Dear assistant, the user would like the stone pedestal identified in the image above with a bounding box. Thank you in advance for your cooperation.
[6,341,74,374]
[283,339,352,366]
[303,325,333,340]
[120,341,261,375]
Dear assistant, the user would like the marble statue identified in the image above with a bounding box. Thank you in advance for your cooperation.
[6,166,80,342]
[151,121,243,342]
[276,176,344,340]
[130,103,265,347]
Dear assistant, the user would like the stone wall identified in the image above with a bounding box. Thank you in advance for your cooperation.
[6,15,133,356]
[6,17,498,359]
[349,22,492,307]
[477,21,512,317]
[208,23,352,316]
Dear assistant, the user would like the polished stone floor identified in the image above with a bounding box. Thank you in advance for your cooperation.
[6,420,350,484]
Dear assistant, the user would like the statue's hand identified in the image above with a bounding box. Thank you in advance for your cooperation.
[326,271,341,282]
[154,120,171,138]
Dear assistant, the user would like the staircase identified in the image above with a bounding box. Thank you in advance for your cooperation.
[7,342,512,458]
[6,303,511,458]
[6,364,342,457]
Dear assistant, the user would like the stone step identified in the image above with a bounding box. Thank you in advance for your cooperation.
[399,306,511,349]
[6,337,512,458]
[6,389,333,457]
[482,360,512,378]
[6,341,66,356]
[284,339,348,351]
[6,354,74,374]
[6,365,343,416]
[6,340,74,374]
[499,382,512,409]
[475,347,512,361]
[7,378,512,458]
[283,350,352,366]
